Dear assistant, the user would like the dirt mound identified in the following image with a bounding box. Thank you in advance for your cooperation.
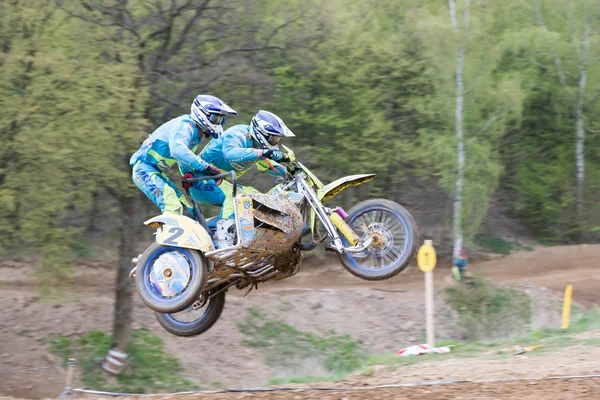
[0,279,571,398]
[1,244,600,399]
[266,244,600,308]
[472,244,600,307]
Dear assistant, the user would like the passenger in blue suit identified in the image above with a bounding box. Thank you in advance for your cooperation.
[189,110,295,220]
[129,95,237,215]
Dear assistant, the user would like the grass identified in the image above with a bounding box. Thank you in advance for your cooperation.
[383,309,600,361]
[247,312,600,386]
[356,310,600,379]
[268,375,342,386]
[474,234,533,255]
[444,278,532,339]
[569,308,600,332]
[239,307,368,383]
[238,298,600,387]
[47,328,196,393]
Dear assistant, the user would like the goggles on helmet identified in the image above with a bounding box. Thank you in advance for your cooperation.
[264,133,283,145]
[208,113,227,125]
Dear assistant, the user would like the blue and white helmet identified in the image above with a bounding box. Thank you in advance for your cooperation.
[191,95,237,139]
[250,110,295,150]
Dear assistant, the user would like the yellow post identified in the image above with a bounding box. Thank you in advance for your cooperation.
[417,240,437,352]
[561,285,573,331]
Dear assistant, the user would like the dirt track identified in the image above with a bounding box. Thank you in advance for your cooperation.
[1,244,600,399]
[261,244,600,307]
[119,378,600,399]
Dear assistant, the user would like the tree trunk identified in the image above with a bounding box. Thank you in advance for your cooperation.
[575,66,586,243]
[87,190,99,233]
[574,11,589,243]
[452,46,466,259]
[112,193,140,351]
[450,0,466,259]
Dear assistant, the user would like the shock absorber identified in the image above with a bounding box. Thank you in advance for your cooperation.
[329,207,360,246]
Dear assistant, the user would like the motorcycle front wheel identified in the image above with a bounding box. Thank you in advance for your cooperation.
[338,199,419,281]
[154,288,226,337]
[135,242,207,314]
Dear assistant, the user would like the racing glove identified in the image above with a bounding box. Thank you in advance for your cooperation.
[203,164,223,185]
[262,149,289,163]
[182,173,194,190]
[204,164,222,176]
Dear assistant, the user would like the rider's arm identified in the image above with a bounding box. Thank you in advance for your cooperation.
[222,133,263,164]
[169,122,209,173]
[256,159,286,177]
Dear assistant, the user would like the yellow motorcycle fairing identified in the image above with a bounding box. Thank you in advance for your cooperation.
[318,174,376,203]
[144,214,215,252]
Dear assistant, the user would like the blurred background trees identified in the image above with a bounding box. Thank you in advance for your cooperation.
[2,0,600,274]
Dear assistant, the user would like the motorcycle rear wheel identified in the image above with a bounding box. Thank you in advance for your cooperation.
[135,242,207,314]
[338,199,419,280]
[154,288,226,337]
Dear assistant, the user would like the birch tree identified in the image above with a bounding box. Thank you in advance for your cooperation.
[414,0,523,256]
[516,0,600,242]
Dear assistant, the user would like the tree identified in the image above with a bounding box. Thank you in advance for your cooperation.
[515,0,600,242]
[269,0,433,206]
[413,0,523,257]
[0,1,84,290]
[58,0,309,358]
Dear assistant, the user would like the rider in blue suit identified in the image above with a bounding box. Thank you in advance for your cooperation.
[190,110,295,220]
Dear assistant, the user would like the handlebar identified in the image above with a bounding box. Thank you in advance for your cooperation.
[182,170,237,198]
[182,172,232,183]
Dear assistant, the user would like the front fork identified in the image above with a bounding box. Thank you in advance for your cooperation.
[329,207,359,245]
[298,177,368,254]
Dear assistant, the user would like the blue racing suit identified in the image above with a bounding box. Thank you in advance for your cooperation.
[192,124,286,218]
[129,114,213,214]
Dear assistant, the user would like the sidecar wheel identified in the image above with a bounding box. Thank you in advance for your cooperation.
[135,242,207,314]
[155,288,226,337]
[338,199,419,281]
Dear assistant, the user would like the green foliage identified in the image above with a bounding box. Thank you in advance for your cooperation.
[269,0,435,205]
[239,307,367,376]
[444,279,532,339]
[48,335,73,361]
[47,328,196,393]
[474,234,533,254]
[0,2,148,292]
[1,0,600,281]
[413,0,525,241]
[267,375,341,386]
[497,0,600,241]
[248,306,600,384]
[570,309,600,333]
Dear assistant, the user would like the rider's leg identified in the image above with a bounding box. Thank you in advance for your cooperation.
[132,162,191,214]
[188,180,231,248]
[190,181,260,248]
[187,180,260,218]
[218,183,259,248]
[452,265,462,281]
[188,179,226,208]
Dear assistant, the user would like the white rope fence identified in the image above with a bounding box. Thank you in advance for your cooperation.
[0,363,70,375]
[3,358,600,398]
[67,374,600,397]
[0,358,75,398]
